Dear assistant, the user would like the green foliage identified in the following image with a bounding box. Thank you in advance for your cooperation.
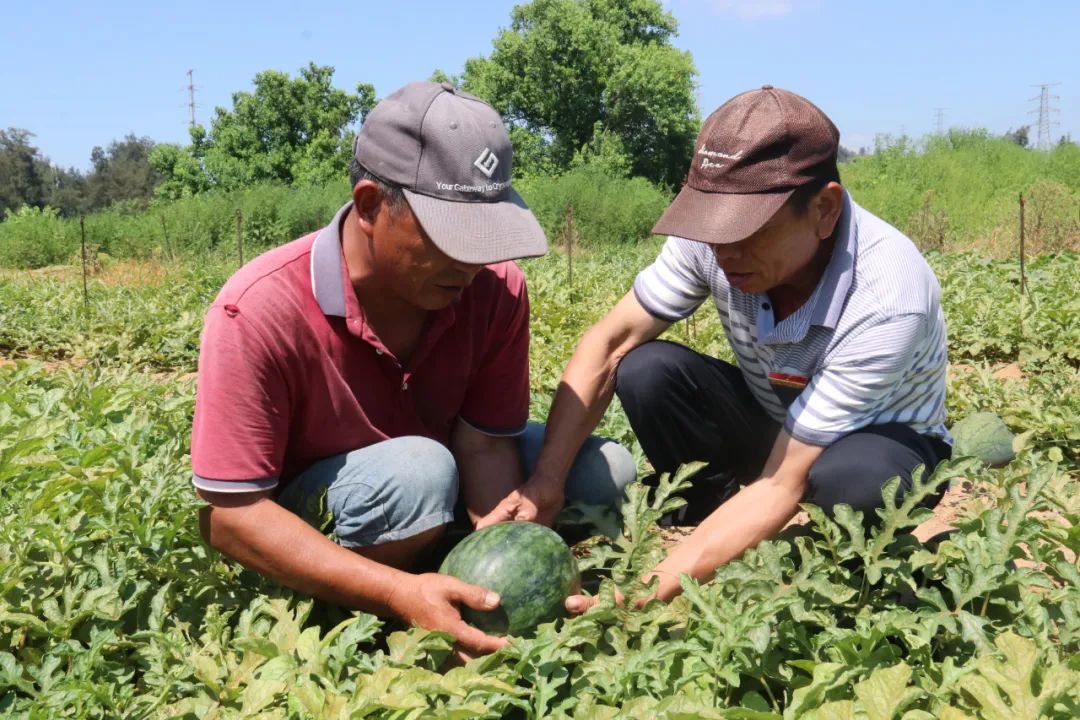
[147,142,212,200]
[0,181,348,268]
[0,128,47,219]
[86,134,159,211]
[0,166,671,268]
[1,129,162,220]
[151,63,375,197]
[462,0,699,186]
[37,162,88,218]
[0,205,73,269]
[842,131,1080,254]
[1,235,1080,715]
[516,160,673,247]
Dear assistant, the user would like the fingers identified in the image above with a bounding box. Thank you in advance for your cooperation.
[475,495,520,529]
[450,646,474,666]
[474,510,507,530]
[565,594,599,615]
[452,621,509,656]
[432,577,508,656]
[514,502,538,522]
[447,577,501,612]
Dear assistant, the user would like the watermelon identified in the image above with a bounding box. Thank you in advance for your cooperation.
[439,521,580,636]
[950,412,1015,468]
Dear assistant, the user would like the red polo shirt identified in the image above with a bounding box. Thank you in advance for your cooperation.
[191,203,531,493]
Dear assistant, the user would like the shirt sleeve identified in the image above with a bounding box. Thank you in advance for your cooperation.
[458,267,531,437]
[632,236,712,321]
[785,313,926,446]
[190,305,291,492]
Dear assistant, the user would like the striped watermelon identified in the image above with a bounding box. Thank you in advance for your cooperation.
[951,411,1015,468]
[439,521,580,636]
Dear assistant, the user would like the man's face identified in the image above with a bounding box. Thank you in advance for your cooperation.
[708,197,830,295]
[372,203,484,311]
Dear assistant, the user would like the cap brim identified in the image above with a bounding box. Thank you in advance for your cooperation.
[403,188,548,265]
[651,185,795,244]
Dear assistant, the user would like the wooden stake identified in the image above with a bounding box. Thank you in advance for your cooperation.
[1019,193,1027,295]
[160,214,174,262]
[235,209,244,267]
[563,204,574,290]
[80,217,89,308]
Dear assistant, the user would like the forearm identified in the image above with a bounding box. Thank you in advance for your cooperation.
[531,291,670,488]
[530,329,623,486]
[646,475,805,600]
[200,497,410,616]
[455,434,525,524]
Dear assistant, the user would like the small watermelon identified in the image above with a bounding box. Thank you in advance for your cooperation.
[439,521,580,637]
[950,412,1015,468]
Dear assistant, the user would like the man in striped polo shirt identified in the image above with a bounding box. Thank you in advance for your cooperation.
[522,86,952,609]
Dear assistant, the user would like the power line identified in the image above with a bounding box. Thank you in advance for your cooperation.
[1029,83,1060,150]
[933,107,946,135]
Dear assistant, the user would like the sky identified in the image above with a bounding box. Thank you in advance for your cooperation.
[1,0,1077,171]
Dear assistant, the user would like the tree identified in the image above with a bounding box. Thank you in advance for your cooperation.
[39,164,88,217]
[152,63,376,197]
[461,0,699,186]
[86,134,159,210]
[0,128,47,219]
[1003,126,1030,148]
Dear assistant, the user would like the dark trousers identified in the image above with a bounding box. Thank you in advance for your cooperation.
[615,340,952,524]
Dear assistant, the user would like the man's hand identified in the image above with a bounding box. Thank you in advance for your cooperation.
[565,586,655,616]
[388,573,509,659]
[564,591,610,616]
[474,476,565,529]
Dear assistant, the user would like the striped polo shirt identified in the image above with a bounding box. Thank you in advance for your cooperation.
[633,191,950,447]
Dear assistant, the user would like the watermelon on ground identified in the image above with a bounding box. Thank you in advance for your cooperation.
[439,521,580,636]
[950,411,1016,468]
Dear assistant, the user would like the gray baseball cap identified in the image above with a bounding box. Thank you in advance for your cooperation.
[353,81,548,265]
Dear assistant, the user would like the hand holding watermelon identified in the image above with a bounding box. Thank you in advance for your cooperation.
[387,573,510,658]
[440,522,580,636]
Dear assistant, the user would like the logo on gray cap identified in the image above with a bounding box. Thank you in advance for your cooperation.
[473,148,499,178]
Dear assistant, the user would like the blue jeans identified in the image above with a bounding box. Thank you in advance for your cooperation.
[276,423,636,548]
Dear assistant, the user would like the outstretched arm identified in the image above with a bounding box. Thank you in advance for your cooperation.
[644,431,823,600]
[531,292,672,490]
[566,431,823,613]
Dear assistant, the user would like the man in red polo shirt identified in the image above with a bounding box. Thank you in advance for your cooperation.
[192,81,635,657]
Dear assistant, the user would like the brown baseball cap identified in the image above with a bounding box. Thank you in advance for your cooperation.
[353,80,548,264]
[652,85,839,244]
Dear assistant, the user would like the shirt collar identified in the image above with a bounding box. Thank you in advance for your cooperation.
[310,202,353,317]
[807,190,857,330]
[308,201,458,366]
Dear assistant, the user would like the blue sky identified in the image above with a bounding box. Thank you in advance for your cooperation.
[2,0,1077,170]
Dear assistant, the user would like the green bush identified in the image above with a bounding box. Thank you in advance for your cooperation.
[516,163,672,247]
[0,206,74,268]
[0,182,351,268]
[843,131,1080,254]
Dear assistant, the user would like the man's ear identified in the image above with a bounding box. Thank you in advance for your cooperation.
[352,179,383,236]
[814,182,844,240]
